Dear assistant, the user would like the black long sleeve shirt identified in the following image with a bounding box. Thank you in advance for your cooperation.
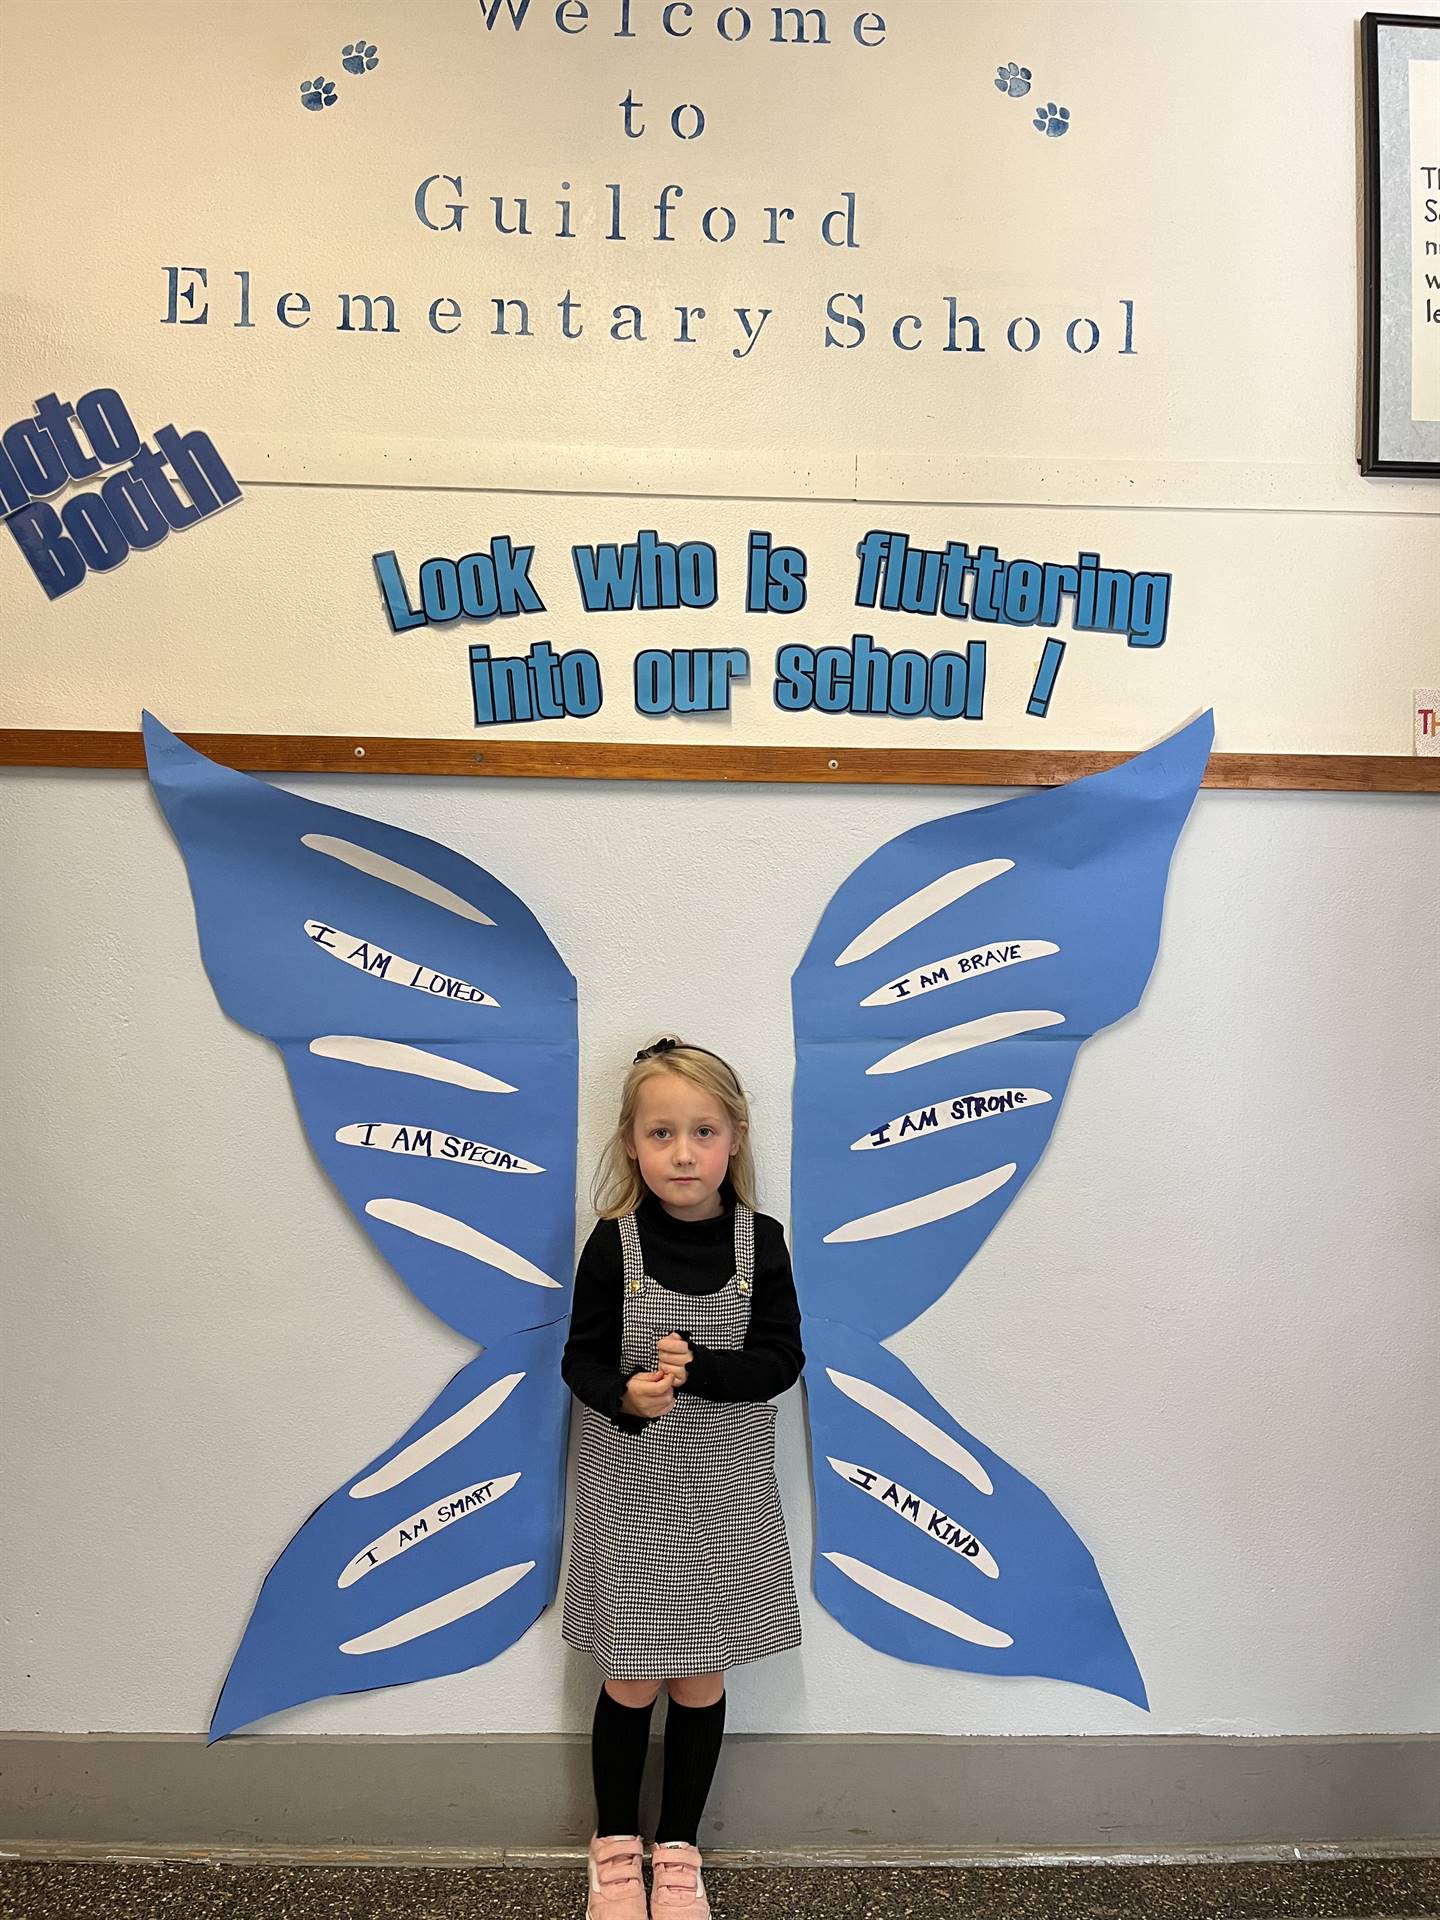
[561,1189,805,1434]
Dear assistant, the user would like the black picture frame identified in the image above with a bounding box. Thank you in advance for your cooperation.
[1360,12,1440,475]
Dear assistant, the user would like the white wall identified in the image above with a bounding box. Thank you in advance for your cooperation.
[2,768,1436,1739]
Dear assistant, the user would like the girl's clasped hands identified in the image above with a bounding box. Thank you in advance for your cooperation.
[621,1333,695,1419]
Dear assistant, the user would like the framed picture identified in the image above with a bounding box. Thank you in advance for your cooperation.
[1361,12,1440,474]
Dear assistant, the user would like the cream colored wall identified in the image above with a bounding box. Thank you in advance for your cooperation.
[1,0,1436,746]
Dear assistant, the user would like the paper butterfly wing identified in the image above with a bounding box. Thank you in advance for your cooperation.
[805,1317,1147,1707]
[792,713,1214,1342]
[209,1321,569,1740]
[792,715,1212,1702]
[144,713,577,1344]
[143,716,578,1734]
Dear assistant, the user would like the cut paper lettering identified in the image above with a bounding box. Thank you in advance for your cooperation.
[144,716,576,1739]
[792,713,1213,1704]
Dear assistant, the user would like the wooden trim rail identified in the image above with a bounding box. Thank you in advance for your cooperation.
[1,729,1437,792]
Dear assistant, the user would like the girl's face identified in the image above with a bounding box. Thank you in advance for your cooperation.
[625,1070,741,1222]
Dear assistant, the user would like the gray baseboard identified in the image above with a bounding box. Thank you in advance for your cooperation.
[1,1733,1437,1858]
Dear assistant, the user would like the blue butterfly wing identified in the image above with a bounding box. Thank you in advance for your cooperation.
[143,716,577,1733]
[805,1318,1147,1707]
[792,715,1212,1703]
[792,713,1213,1342]
[210,1321,569,1740]
[144,714,577,1343]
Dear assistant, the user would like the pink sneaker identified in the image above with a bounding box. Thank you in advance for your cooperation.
[650,1841,710,1917]
[586,1834,647,1919]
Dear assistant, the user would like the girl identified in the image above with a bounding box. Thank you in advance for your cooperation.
[561,1038,804,1919]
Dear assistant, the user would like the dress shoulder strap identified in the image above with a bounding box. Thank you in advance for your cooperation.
[733,1204,755,1293]
[617,1211,646,1295]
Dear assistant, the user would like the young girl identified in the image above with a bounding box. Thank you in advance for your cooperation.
[561,1038,804,1919]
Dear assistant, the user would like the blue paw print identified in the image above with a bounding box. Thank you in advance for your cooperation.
[301,76,337,111]
[342,39,379,75]
[994,62,1031,98]
[1034,101,1070,137]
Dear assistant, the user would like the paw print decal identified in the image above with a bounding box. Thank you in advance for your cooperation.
[342,39,379,75]
[994,62,1031,98]
[1033,101,1071,137]
[301,77,338,111]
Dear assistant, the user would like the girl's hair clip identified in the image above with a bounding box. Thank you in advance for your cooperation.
[632,1035,742,1092]
[633,1036,682,1064]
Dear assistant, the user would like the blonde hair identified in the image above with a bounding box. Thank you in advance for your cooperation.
[592,1039,758,1219]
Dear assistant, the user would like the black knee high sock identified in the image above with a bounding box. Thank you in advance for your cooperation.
[656,1693,727,1847]
[592,1686,656,1838]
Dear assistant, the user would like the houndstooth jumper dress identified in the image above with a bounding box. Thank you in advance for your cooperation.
[562,1204,802,1679]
